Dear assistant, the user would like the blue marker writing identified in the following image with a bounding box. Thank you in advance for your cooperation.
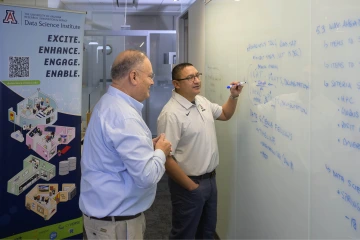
[226,82,247,89]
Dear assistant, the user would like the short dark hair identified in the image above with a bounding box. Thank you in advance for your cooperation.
[172,63,193,80]
[111,50,147,80]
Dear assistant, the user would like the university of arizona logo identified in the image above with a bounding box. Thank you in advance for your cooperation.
[3,10,18,24]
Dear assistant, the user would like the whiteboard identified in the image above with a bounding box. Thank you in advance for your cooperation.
[205,0,360,238]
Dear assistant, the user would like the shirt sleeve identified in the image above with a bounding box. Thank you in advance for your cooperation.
[157,112,181,154]
[104,117,166,189]
[204,97,222,119]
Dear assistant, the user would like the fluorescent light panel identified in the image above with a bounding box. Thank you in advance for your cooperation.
[97,46,111,50]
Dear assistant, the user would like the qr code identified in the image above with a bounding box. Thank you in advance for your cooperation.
[9,56,30,78]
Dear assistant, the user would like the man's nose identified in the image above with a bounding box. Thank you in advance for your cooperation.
[193,77,200,83]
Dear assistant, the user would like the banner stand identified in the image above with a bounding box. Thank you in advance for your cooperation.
[0,4,85,239]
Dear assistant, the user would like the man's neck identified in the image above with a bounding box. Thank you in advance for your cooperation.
[175,89,196,103]
[111,81,132,97]
[184,95,196,103]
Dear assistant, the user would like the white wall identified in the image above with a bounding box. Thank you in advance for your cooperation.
[181,0,197,12]
[188,0,205,95]
[3,0,47,7]
[3,0,65,10]
[48,0,64,9]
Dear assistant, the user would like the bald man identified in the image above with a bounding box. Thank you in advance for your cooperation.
[79,50,172,240]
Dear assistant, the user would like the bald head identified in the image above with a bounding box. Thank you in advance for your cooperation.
[111,50,147,81]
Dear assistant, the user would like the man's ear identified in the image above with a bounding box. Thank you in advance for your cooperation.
[172,80,180,89]
[129,70,137,86]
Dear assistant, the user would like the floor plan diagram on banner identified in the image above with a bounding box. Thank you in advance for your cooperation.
[8,90,58,130]
[26,125,75,161]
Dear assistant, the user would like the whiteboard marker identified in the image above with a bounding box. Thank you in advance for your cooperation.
[226,82,247,89]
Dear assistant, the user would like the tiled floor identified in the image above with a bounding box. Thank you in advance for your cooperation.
[144,174,172,240]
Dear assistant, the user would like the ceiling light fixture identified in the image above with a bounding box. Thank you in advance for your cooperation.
[121,0,131,30]
[139,42,144,48]
[89,42,99,45]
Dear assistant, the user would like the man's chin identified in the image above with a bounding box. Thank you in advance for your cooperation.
[194,88,201,94]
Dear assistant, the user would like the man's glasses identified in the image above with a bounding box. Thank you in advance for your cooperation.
[148,72,156,80]
[136,69,155,80]
[175,72,202,82]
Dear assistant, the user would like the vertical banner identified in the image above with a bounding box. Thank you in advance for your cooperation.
[0,4,85,239]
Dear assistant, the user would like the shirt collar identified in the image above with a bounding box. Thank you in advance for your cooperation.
[172,90,197,110]
[107,85,144,114]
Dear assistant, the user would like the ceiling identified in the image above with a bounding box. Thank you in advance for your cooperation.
[61,0,193,15]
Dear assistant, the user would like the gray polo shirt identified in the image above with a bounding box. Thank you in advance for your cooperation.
[157,90,222,176]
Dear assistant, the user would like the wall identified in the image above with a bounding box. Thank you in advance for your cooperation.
[3,0,47,7]
[181,0,197,13]
[3,0,65,9]
[203,0,360,239]
[48,0,64,9]
[188,0,205,96]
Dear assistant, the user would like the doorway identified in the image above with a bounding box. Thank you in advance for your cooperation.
[82,30,176,136]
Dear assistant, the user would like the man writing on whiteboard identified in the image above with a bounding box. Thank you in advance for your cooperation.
[157,63,243,239]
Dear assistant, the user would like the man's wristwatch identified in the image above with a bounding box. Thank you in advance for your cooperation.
[229,95,239,100]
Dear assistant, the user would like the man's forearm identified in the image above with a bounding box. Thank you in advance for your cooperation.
[221,96,238,120]
[165,156,198,191]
